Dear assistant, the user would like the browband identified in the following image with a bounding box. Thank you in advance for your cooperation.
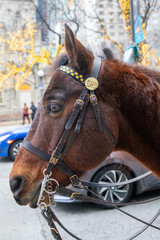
[58,56,102,85]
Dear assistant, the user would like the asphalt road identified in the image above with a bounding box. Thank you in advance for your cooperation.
[1,157,160,240]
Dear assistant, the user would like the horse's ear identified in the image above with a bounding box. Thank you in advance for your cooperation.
[65,24,77,66]
[103,48,114,60]
[65,24,93,73]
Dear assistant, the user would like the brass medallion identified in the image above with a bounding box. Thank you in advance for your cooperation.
[85,77,99,90]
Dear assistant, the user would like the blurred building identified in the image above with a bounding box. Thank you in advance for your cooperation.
[44,0,129,57]
[146,11,160,58]
[0,0,48,117]
[0,0,160,117]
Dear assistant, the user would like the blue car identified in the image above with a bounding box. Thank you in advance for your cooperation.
[0,126,30,160]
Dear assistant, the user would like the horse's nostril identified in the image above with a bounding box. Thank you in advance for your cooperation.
[10,176,26,195]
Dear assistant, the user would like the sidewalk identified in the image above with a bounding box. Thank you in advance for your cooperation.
[0,120,22,127]
[0,159,45,240]
[0,122,31,134]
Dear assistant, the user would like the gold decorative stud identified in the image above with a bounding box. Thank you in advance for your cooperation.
[85,77,99,90]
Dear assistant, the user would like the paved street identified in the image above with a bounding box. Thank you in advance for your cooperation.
[1,157,160,240]
[1,125,160,239]
[0,157,44,240]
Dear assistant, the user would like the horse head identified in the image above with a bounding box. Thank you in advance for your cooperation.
[9,25,119,208]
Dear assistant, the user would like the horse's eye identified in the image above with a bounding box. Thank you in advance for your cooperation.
[47,103,62,114]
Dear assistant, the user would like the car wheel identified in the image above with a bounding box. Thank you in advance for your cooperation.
[9,140,23,161]
[90,164,133,209]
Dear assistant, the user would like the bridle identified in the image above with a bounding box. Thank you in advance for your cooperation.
[21,57,160,240]
[22,56,116,184]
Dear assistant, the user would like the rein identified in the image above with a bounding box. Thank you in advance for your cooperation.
[22,57,160,240]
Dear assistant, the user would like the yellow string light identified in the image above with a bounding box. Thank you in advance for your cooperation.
[0,22,52,90]
[119,0,160,66]
[99,21,124,53]
[119,0,131,35]
[55,44,63,56]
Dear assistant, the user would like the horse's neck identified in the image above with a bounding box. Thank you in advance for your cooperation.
[104,61,160,176]
[116,111,160,176]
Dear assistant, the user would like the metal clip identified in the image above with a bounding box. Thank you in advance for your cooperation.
[37,168,52,207]
[37,177,47,207]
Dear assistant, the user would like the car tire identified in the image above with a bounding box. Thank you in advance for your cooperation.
[9,139,23,161]
[89,164,133,209]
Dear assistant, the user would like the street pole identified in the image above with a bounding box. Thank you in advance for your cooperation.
[130,0,139,63]
[37,69,44,99]
[39,76,43,98]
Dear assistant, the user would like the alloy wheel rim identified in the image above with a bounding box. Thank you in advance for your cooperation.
[13,142,22,157]
[97,170,130,203]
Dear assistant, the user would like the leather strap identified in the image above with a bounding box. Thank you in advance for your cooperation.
[100,113,116,146]
[22,138,75,176]
[90,57,101,78]
[81,171,152,188]
[41,208,62,240]
[46,87,89,173]
[22,138,51,162]
[126,209,160,240]
[42,206,82,240]
[58,56,101,83]
[55,186,160,231]
[90,91,103,132]
[56,185,160,206]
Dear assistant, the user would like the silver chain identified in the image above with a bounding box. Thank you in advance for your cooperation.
[47,179,57,206]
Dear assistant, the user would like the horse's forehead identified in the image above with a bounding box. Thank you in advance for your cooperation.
[45,70,82,99]
[46,52,85,97]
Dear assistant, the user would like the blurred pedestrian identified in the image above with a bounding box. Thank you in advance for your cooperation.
[30,102,37,121]
[22,103,30,124]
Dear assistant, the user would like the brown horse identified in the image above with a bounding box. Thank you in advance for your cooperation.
[9,25,160,209]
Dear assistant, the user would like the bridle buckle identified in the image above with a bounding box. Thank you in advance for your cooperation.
[49,151,61,165]
[70,174,79,186]
[90,94,97,104]
[74,99,84,110]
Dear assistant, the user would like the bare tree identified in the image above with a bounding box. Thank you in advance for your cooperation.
[141,0,159,29]
[30,0,62,44]
[29,0,160,64]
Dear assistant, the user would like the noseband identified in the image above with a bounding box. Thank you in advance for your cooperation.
[22,56,116,184]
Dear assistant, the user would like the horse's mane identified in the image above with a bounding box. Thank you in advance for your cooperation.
[103,48,160,86]
[134,64,160,85]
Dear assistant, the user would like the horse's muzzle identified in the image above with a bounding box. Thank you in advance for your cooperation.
[10,175,26,205]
